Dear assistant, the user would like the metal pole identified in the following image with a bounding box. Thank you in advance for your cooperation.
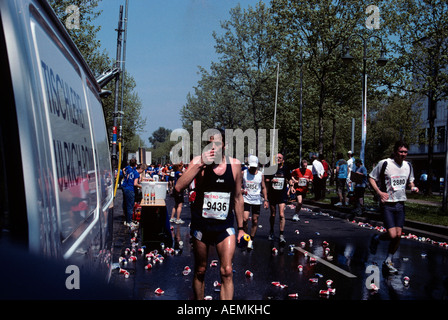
[119,0,129,152]
[272,63,279,164]
[360,51,367,164]
[299,60,303,164]
[351,118,355,154]
[443,106,448,211]
[111,5,123,171]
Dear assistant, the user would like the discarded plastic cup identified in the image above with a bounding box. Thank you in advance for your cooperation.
[182,266,191,276]
[288,293,299,299]
[328,288,336,295]
[245,270,254,277]
[298,265,303,272]
[326,279,333,287]
[272,247,278,255]
[369,283,379,291]
[154,288,164,295]
[119,268,130,278]
[403,276,410,286]
[145,263,153,270]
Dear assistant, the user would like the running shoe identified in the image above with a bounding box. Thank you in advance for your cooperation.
[383,260,398,275]
[268,233,275,241]
[292,214,300,221]
[335,202,343,207]
[247,240,254,250]
[175,219,185,224]
[369,234,380,255]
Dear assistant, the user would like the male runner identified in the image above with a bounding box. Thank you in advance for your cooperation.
[242,155,268,249]
[265,153,291,244]
[368,140,419,274]
[175,130,244,300]
[290,159,313,221]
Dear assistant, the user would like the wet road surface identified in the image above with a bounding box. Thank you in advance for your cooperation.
[110,191,448,301]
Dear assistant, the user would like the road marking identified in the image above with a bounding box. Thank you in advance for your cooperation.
[294,246,357,278]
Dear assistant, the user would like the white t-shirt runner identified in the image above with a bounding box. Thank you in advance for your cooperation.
[369,158,415,202]
[242,170,263,205]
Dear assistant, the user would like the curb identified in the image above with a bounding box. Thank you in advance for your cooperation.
[303,199,448,242]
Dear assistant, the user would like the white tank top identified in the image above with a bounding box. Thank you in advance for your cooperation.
[243,170,263,205]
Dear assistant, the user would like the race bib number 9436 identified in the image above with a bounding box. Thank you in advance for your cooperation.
[202,192,231,220]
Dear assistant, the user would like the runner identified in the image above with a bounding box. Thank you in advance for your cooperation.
[174,129,244,300]
[290,159,313,221]
[170,163,185,225]
[242,155,268,249]
[265,153,291,244]
[368,140,419,275]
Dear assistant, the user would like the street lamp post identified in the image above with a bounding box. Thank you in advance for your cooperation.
[342,34,388,164]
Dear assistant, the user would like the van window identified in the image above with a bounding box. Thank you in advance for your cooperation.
[86,80,113,209]
[30,7,98,240]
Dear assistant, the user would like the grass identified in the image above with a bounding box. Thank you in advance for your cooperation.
[318,185,448,227]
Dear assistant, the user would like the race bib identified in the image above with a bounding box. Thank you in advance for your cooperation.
[391,175,407,191]
[298,178,307,187]
[272,178,285,190]
[202,191,231,220]
[246,181,258,191]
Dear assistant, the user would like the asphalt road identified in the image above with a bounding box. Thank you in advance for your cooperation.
[110,190,448,302]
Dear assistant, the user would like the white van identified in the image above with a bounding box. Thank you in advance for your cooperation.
[0,0,115,292]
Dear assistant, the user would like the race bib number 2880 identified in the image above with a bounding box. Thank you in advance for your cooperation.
[202,191,231,220]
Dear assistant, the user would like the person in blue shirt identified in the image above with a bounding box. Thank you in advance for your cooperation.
[353,159,368,211]
[335,153,348,206]
[122,159,142,226]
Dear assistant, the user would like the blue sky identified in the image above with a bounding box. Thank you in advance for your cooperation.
[94,0,267,145]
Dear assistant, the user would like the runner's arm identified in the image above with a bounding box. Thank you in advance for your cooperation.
[368,176,389,202]
[175,156,204,193]
[261,174,269,208]
[231,159,245,242]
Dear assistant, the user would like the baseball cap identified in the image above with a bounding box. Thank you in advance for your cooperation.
[248,155,259,167]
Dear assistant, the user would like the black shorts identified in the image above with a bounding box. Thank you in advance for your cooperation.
[268,191,288,205]
[336,178,347,193]
[244,203,261,215]
[354,186,365,198]
[173,189,184,205]
[190,227,235,246]
[381,202,405,229]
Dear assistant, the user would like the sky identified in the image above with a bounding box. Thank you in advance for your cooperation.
[94,0,267,145]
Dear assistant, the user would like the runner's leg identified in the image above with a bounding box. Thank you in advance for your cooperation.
[216,235,236,300]
[192,237,208,300]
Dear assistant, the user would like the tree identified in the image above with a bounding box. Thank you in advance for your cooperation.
[148,127,172,148]
[148,127,175,164]
[181,1,280,156]
[383,0,448,194]
[271,0,387,163]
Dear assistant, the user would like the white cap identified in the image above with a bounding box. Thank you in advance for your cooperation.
[348,150,353,154]
[248,155,259,167]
